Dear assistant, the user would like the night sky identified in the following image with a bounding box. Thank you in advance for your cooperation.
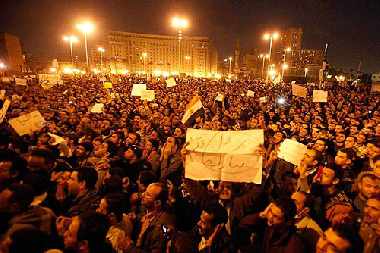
[1,0,380,72]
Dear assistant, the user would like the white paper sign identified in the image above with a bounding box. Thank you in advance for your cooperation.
[185,152,262,183]
[90,103,104,113]
[0,99,10,123]
[166,77,177,87]
[48,133,65,145]
[246,90,255,97]
[371,83,380,92]
[9,111,45,136]
[182,96,203,124]
[1,77,11,83]
[259,96,267,103]
[140,90,155,101]
[131,84,147,96]
[186,129,264,155]
[313,90,328,103]
[15,78,27,86]
[278,139,307,166]
[292,84,307,97]
[215,93,224,102]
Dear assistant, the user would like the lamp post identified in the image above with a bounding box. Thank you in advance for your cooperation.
[76,22,94,69]
[281,63,288,81]
[263,32,279,64]
[97,47,105,70]
[63,35,78,65]
[304,67,308,78]
[141,52,148,75]
[258,54,269,80]
[185,55,191,74]
[171,16,188,73]
[224,57,233,78]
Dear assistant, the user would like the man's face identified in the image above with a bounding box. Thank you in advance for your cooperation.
[0,160,12,182]
[299,128,308,137]
[110,134,119,144]
[350,126,358,135]
[335,151,350,167]
[356,133,366,144]
[374,160,380,177]
[320,167,336,185]
[27,155,47,171]
[127,133,137,145]
[218,182,232,200]
[335,125,344,133]
[291,192,306,212]
[64,216,80,250]
[123,148,135,160]
[314,140,326,153]
[363,199,380,224]
[141,184,160,209]
[67,171,80,196]
[335,133,345,143]
[197,210,214,237]
[74,146,86,157]
[302,149,317,167]
[316,228,351,253]
[359,176,380,199]
[266,203,284,226]
[273,132,283,144]
[96,198,108,215]
[367,143,380,159]
[344,137,355,149]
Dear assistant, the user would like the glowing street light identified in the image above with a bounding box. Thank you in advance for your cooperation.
[263,32,280,64]
[224,56,233,77]
[304,67,308,78]
[63,35,78,65]
[141,52,148,74]
[281,63,289,81]
[76,22,95,69]
[171,16,189,73]
[0,62,6,70]
[97,47,105,70]
[258,54,269,79]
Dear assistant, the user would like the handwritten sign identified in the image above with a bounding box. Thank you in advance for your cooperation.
[215,93,225,102]
[131,84,147,96]
[185,152,262,183]
[0,99,10,123]
[259,96,268,103]
[48,133,65,145]
[182,96,203,124]
[15,78,27,86]
[90,103,104,113]
[186,129,264,155]
[292,84,307,98]
[166,77,177,87]
[9,111,45,136]
[246,90,255,97]
[278,139,307,166]
[140,90,155,101]
[371,83,380,93]
[103,82,113,89]
[313,90,328,103]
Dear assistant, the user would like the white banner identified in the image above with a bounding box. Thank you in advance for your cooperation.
[215,93,225,102]
[166,77,177,87]
[246,90,255,97]
[186,129,264,155]
[140,90,155,101]
[292,84,307,98]
[15,78,27,86]
[185,152,262,183]
[313,90,328,103]
[278,139,307,166]
[131,84,147,96]
[90,103,104,113]
[9,111,45,136]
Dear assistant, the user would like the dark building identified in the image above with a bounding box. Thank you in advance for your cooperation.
[0,33,24,72]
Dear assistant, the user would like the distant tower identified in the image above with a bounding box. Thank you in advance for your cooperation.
[233,39,240,74]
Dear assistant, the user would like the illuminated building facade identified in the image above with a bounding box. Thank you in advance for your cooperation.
[103,31,217,76]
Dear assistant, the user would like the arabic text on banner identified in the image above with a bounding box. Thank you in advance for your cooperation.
[312,90,328,103]
[9,111,45,136]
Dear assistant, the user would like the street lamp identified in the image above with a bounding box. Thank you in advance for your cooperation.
[141,52,148,74]
[258,54,269,79]
[0,62,6,70]
[224,56,233,78]
[281,63,289,81]
[63,35,78,65]
[76,22,94,69]
[97,47,105,70]
[171,16,189,73]
[304,67,308,78]
[263,32,279,64]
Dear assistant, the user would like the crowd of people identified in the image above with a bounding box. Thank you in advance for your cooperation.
[0,75,379,253]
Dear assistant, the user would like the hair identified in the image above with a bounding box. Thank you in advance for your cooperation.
[203,202,228,226]
[23,172,50,196]
[273,196,297,223]
[151,182,168,208]
[77,211,110,253]
[9,183,35,211]
[374,154,380,162]
[324,161,343,182]
[332,223,363,253]
[9,227,49,253]
[0,149,27,177]
[338,148,355,161]
[138,170,156,187]
[30,149,55,163]
[77,166,98,190]
[104,193,126,222]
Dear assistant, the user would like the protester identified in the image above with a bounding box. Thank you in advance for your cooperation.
[0,76,378,252]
